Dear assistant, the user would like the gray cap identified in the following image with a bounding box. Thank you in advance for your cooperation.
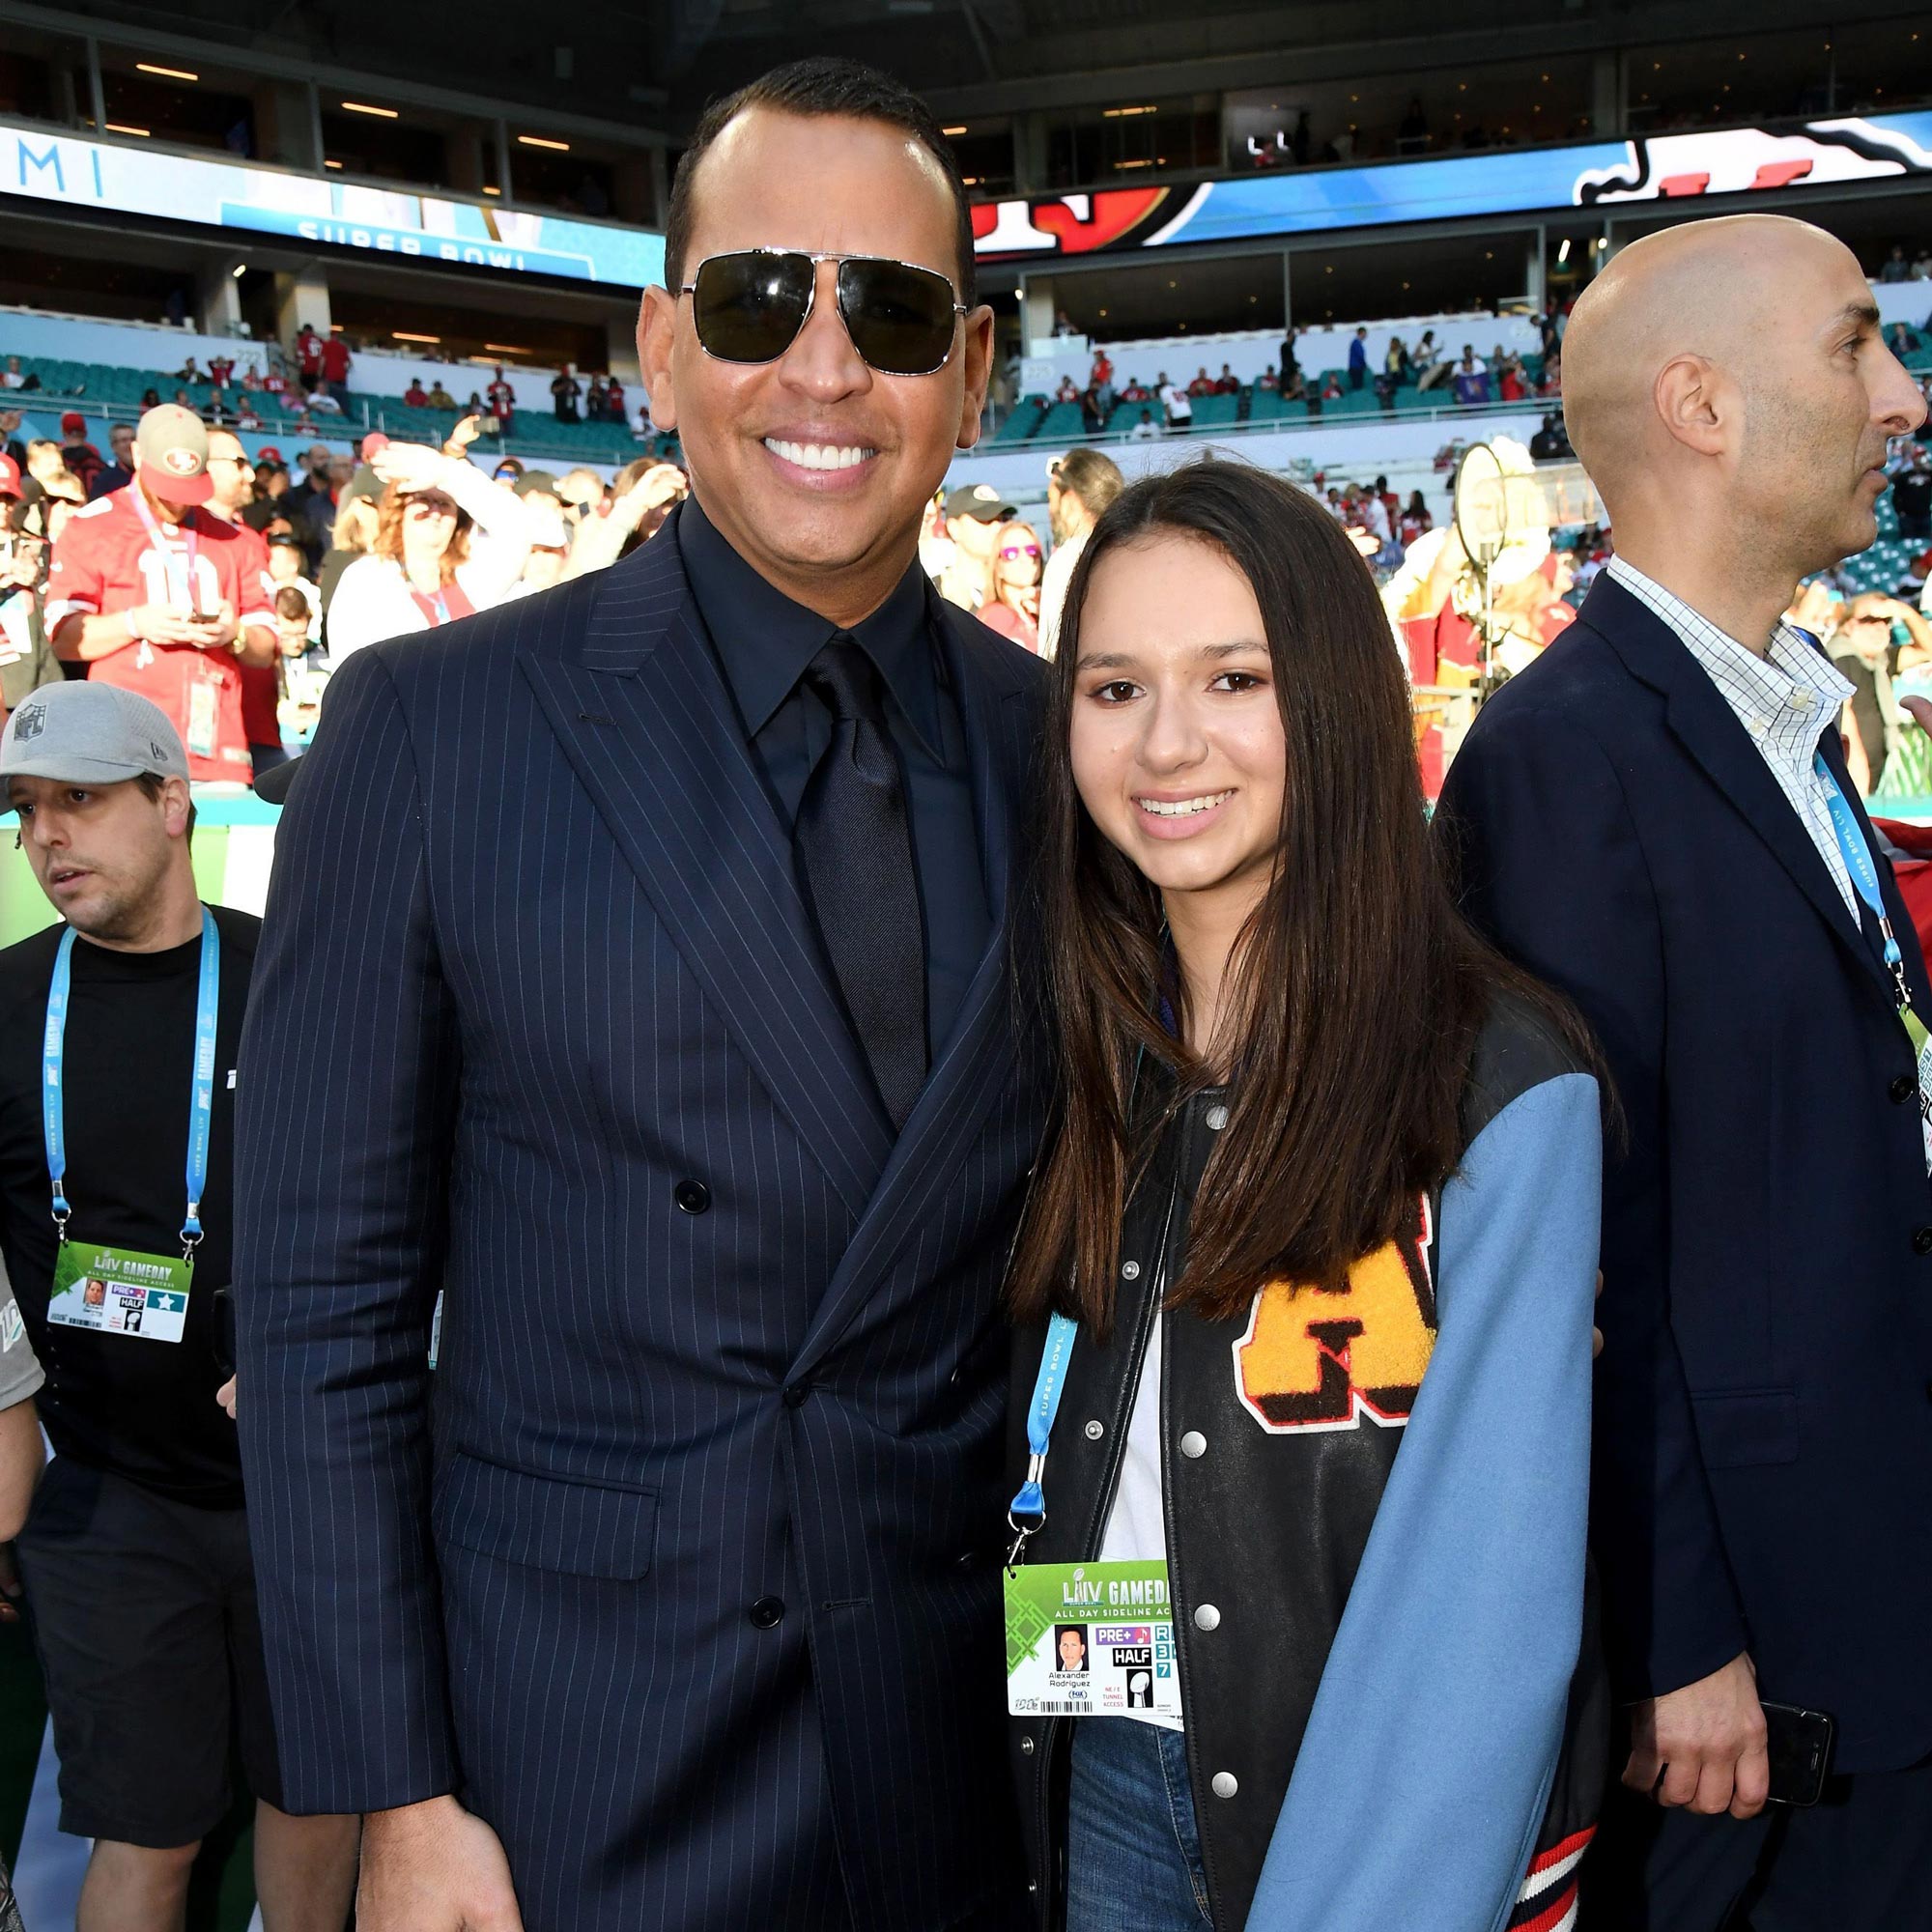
[0,682,188,790]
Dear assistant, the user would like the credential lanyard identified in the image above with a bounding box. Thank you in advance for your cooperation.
[127,483,200,613]
[44,907,220,1263]
[1815,753,1916,1017]
[1009,1311,1078,1527]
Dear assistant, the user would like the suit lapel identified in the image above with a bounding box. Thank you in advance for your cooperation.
[517,523,895,1218]
[1582,575,1893,1005]
[793,611,1043,1374]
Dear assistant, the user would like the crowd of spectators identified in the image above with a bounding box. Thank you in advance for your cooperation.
[0,398,693,791]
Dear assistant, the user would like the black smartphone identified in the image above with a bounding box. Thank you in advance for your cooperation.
[209,1284,235,1382]
[1762,1701,1834,1807]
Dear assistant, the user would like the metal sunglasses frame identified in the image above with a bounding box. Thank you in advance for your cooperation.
[677,248,969,376]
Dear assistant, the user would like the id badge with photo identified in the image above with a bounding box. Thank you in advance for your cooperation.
[185,676,219,760]
[1005,1559,1183,1730]
[47,1240,191,1344]
[1905,1007,1932,1175]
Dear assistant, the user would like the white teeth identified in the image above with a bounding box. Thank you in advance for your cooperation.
[764,438,875,471]
[1137,791,1233,817]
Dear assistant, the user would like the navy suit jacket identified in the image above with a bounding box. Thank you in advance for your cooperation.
[1437,575,1932,1774]
[234,518,1049,1930]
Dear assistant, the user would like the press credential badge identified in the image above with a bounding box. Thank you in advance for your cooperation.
[47,1241,191,1344]
[1006,1559,1182,1730]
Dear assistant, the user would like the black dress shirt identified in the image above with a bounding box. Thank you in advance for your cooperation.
[677,493,991,1065]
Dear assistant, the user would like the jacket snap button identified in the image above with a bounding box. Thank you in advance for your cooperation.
[674,1179,711,1214]
[1891,1073,1917,1105]
[1211,1772,1239,1799]
[1122,1260,1141,1280]
[748,1595,785,1629]
[1179,1431,1207,1459]
[1916,1226,1932,1257]
[1193,1603,1221,1632]
[1020,1736,1036,1756]
[1084,1419,1104,1440]
[1205,1104,1229,1131]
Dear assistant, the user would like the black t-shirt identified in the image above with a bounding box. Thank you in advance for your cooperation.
[0,907,258,1506]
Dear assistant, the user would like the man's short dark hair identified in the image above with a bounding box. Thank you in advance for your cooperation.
[664,57,977,308]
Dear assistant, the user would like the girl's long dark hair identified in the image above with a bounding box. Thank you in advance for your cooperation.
[1007,457,1576,1333]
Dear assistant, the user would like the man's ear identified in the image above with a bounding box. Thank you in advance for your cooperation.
[637,287,680,434]
[161,776,194,839]
[1654,353,1728,459]
[954,304,996,453]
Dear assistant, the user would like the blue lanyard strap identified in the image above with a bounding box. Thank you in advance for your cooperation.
[1814,753,1914,1014]
[1009,1311,1079,1528]
[43,908,221,1262]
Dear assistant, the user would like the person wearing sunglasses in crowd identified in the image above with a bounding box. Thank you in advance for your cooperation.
[1002,459,1606,1932]
[236,54,1046,1932]
[320,440,534,663]
[978,519,1045,653]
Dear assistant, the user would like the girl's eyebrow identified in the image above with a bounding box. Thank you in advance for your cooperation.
[1075,640,1265,671]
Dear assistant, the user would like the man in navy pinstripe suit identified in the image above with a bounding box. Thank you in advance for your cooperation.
[234,58,1046,1932]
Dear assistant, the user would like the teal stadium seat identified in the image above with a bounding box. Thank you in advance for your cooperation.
[993,397,1045,444]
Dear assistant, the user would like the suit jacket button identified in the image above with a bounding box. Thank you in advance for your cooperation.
[749,1595,785,1629]
[1916,1226,1932,1257]
[783,1382,810,1408]
[1892,1074,1918,1105]
[674,1179,711,1214]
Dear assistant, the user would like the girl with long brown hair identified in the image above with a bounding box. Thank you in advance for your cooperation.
[1001,459,1605,1932]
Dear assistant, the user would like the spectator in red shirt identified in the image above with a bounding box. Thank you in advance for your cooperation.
[318,332,352,393]
[208,355,236,390]
[486,367,517,434]
[605,374,626,425]
[404,379,430,409]
[1214,363,1239,395]
[43,406,276,782]
[294,326,323,391]
[1187,367,1215,399]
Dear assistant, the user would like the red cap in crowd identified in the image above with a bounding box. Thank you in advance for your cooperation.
[0,455,20,499]
[360,431,390,461]
[133,403,214,506]
[255,444,283,463]
[60,412,87,438]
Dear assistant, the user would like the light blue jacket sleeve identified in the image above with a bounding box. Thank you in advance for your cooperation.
[1245,1072,1601,1932]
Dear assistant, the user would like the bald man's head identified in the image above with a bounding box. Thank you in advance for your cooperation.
[1562,213,1924,581]
[1565,216,1835,488]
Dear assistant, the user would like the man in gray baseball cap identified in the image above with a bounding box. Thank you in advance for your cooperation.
[0,676,360,1923]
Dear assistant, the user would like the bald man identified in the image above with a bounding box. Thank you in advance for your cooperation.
[1437,214,1932,1929]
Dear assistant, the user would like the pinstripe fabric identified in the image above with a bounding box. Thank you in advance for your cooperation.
[233,522,1049,1932]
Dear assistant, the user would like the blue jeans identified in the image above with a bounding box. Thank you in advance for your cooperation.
[1065,1719,1213,1931]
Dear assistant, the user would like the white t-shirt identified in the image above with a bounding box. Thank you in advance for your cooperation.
[1158,384,1191,421]
[1038,527,1088,660]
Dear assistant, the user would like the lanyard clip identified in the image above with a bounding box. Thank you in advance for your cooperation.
[49,1188,69,1245]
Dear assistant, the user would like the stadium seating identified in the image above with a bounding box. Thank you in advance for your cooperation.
[0,348,644,466]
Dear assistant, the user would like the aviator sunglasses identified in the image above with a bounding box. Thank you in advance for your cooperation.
[679,249,968,378]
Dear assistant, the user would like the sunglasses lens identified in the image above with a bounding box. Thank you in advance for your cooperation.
[691,252,814,364]
[838,258,958,376]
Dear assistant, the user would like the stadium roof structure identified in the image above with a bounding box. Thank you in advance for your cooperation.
[27,0,1930,133]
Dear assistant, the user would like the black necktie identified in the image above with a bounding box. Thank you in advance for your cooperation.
[793,635,928,1130]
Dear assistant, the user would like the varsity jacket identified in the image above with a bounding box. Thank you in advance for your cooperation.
[1006,992,1608,1932]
